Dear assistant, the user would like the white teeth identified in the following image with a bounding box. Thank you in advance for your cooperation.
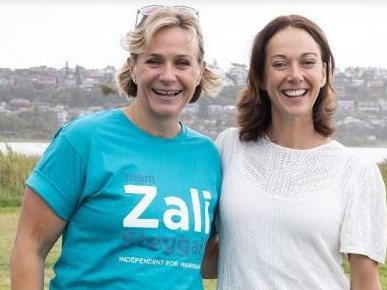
[154,89,180,96]
[283,89,306,97]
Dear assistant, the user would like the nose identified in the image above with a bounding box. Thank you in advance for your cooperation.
[288,64,304,83]
[160,62,176,83]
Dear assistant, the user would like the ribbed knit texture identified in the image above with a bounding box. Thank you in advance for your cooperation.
[215,127,387,290]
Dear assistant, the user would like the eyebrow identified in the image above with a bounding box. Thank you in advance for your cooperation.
[270,52,319,59]
[144,53,195,59]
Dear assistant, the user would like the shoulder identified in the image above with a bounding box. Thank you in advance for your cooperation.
[214,127,243,166]
[328,141,384,185]
[65,109,120,129]
[46,109,125,153]
[57,109,122,138]
[181,125,219,153]
[183,125,217,146]
[215,127,239,148]
[330,141,376,167]
[184,125,212,140]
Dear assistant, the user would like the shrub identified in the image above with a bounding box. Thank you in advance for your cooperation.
[0,144,39,206]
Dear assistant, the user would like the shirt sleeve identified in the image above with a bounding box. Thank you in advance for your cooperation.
[26,126,87,221]
[340,160,387,263]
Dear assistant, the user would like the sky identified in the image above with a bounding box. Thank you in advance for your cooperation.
[1,0,387,71]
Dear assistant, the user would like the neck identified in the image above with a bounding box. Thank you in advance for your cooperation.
[124,104,181,138]
[267,122,330,149]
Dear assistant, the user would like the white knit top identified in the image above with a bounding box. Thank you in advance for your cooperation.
[215,127,387,290]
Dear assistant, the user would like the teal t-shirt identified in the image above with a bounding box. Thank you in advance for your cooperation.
[26,109,221,289]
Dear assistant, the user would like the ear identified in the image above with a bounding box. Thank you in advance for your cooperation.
[197,60,206,85]
[320,62,327,88]
[127,57,136,80]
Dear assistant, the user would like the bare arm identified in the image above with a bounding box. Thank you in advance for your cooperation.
[201,235,219,279]
[11,187,67,290]
[349,253,382,290]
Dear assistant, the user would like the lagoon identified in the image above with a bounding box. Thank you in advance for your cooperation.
[1,141,387,164]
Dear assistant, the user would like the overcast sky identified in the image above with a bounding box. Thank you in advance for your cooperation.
[1,0,386,70]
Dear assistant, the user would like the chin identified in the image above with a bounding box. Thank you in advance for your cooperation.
[154,108,180,119]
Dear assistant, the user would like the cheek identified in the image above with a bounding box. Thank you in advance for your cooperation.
[193,67,201,79]
[263,75,277,92]
[186,71,200,86]
[316,65,326,86]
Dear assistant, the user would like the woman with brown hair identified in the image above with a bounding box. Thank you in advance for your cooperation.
[213,14,386,289]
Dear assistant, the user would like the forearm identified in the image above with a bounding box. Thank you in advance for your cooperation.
[349,253,382,290]
[11,247,45,290]
[11,188,64,290]
[201,236,219,279]
[350,275,382,290]
[350,279,382,290]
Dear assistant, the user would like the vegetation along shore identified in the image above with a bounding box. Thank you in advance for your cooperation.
[1,146,386,289]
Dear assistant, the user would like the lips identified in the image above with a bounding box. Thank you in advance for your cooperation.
[152,89,182,97]
[283,89,307,98]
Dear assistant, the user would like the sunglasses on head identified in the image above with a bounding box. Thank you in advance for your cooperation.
[135,5,199,27]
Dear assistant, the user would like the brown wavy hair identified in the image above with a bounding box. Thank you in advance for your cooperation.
[238,14,336,142]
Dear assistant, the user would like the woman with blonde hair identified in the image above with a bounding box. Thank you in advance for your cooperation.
[11,5,222,289]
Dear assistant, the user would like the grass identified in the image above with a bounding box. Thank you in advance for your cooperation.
[0,207,62,289]
[1,153,386,289]
[1,207,217,289]
[0,207,16,289]
[2,208,387,289]
[0,146,39,207]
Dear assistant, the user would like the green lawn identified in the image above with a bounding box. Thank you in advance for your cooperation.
[2,207,386,289]
[1,207,216,289]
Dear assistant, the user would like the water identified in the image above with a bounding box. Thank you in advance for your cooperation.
[1,141,387,164]
[0,142,49,156]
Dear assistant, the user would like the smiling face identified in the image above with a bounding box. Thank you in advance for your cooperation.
[129,26,204,123]
[264,26,327,123]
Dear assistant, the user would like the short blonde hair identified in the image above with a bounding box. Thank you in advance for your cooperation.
[117,8,222,102]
